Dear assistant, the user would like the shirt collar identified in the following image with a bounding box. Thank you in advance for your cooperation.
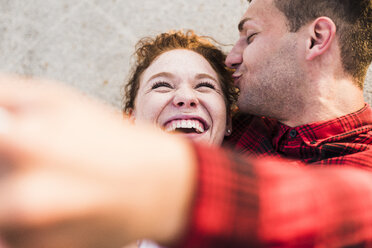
[272,104,372,147]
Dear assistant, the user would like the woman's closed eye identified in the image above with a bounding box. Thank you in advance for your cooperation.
[195,82,216,90]
[151,81,173,90]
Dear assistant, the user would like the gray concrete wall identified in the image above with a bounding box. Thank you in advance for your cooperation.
[1,0,371,109]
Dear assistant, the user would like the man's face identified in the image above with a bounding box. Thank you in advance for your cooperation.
[226,0,306,121]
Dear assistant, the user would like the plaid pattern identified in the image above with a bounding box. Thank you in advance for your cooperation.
[178,105,372,248]
[224,104,372,166]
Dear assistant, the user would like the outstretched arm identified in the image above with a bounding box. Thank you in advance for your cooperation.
[184,144,372,247]
[0,75,371,248]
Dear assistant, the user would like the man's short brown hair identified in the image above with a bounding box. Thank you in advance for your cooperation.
[248,0,372,88]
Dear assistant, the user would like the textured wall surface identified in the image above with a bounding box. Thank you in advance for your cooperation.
[1,0,371,109]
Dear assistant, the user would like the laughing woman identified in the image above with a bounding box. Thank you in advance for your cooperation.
[124,30,237,146]
[123,30,238,247]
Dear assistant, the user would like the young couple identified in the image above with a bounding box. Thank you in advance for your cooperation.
[0,0,371,247]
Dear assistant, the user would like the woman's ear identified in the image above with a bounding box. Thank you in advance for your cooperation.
[306,17,336,61]
[225,114,232,136]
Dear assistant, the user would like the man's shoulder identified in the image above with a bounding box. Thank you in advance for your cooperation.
[231,113,278,133]
[223,113,278,151]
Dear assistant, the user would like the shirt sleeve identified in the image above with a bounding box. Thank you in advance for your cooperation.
[176,143,372,248]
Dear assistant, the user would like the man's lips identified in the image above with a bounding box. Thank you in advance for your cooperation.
[232,73,242,88]
[233,76,242,88]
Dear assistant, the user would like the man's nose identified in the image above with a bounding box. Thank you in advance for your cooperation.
[225,43,243,69]
[173,87,199,108]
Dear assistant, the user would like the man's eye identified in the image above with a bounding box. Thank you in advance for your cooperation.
[246,33,257,44]
[195,82,216,90]
[151,82,172,90]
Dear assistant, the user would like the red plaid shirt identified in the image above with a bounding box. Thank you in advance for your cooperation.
[177,104,372,248]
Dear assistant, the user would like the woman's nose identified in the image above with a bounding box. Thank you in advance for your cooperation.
[173,87,199,108]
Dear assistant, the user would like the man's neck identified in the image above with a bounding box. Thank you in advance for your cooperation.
[280,78,365,127]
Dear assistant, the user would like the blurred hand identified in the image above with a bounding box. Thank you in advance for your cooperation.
[122,241,140,248]
[0,75,195,248]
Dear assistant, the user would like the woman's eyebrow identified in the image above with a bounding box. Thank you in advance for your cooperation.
[146,72,217,83]
[147,72,175,82]
[195,73,218,82]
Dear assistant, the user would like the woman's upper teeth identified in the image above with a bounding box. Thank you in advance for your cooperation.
[165,119,205,133]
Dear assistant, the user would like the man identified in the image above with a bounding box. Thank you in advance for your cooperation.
[0,0,371,247]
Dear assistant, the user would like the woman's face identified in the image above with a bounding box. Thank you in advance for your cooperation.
[132,49,230,145]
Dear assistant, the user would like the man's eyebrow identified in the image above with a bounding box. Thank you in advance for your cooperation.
[238,17,251,32]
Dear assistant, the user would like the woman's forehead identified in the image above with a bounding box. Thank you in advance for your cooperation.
[141,49,219,83]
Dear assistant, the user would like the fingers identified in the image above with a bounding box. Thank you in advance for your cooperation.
[0,108,10,136]
[0,75,122,169]
[0,107,23,170]
[0,168,106,227]
[0,74,62,110]
[0,166,138,248]
[0,104,51,171]
[1,211,132,248]
[0,75,76,163]
[0,74,76,104]
[0,238,9,248]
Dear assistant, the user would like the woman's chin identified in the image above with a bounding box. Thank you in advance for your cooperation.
[173,131,209,143]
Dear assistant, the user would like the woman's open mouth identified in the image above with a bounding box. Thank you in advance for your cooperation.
[163,118,208,134]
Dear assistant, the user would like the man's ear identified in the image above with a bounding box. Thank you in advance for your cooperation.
[225,114,232,136]
[306,17,336,61]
